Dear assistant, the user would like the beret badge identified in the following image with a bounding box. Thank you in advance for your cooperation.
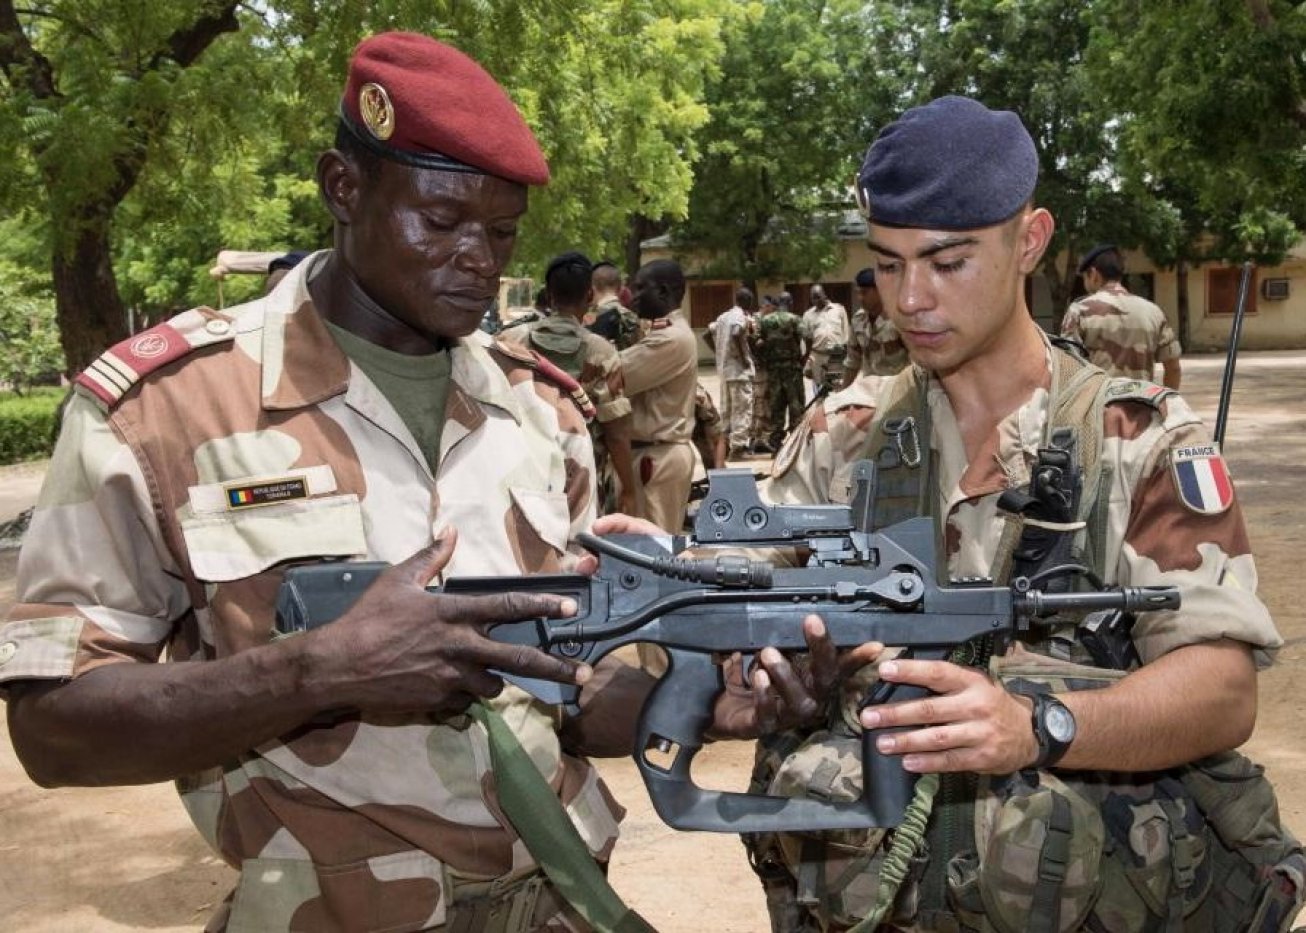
[358,82,395,141]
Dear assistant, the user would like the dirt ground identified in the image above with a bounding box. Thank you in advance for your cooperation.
[0,353,1303,932]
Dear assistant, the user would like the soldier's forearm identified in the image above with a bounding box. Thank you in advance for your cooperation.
[1055,639,1255,772]
[6,637,326,787]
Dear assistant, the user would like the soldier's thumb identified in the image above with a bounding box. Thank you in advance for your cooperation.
[395,528,458,586]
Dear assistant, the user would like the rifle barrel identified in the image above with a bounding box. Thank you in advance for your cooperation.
[1213,261,1254,447]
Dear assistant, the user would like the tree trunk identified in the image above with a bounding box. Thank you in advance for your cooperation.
[51,206,129,375]
[1176,259,1191,349]
[625,214,664,279]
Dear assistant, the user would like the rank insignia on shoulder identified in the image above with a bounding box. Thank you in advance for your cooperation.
[1170,444,1233,515]
[650,319,671,330]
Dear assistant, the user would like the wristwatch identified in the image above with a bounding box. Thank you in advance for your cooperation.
[1029,692,1076,769]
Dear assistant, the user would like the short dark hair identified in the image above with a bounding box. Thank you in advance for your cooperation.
[545,251,593,307]
[637,259,686,316]
[735,286,754,309]
[334,121,384,181]
[592,261,622,292]
[855,267,876,288]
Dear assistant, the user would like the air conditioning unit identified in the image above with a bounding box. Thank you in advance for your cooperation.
[1261,278,1290,301]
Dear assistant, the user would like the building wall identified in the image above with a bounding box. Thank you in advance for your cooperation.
[643,239,1306,353]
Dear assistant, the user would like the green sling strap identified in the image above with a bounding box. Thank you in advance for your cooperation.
[467,703,656,933]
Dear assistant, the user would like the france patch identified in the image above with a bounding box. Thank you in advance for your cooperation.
[1170,444,1233,515]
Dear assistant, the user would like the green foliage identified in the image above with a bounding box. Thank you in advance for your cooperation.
[0,387,64,464]
[0,241,65,392]
[1088,0,1306,265]
[673,0,875,285]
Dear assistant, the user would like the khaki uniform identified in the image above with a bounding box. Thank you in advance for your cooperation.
[619,310,697,534]
[799,302,850,390]
[845,306,908,378]
[709,306,755,454]
[1061,282,1182,380]
[762,346,1288,931]
[0,254,622,933]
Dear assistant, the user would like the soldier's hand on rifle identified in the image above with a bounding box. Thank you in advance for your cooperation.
[303,529,591,718]
[708,617,885,740]
[857,657,1038,774]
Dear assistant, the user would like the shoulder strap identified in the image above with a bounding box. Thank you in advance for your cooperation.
[863,366,932,529]
[532,351,597,422]
[74,309,238,411]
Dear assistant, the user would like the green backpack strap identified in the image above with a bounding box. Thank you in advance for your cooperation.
[467,703,655,933]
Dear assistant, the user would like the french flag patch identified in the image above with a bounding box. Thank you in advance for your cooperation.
[1170,444,1234,515]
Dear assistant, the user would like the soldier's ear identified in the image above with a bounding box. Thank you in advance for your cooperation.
[317,149,364,225]
[1017,207,1055,275]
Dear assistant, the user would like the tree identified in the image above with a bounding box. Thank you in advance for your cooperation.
[1,2,733,370]
[672,0,877,289]
[0,0,242,373]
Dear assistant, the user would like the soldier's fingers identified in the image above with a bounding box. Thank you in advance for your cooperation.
[838,641,887,678]
[440,590,578,628]
[873,658,977,694]
[801,615,839,692]
[751,668,779,734]
[859,689,967,731]
[467,638,593,687]
[591,513,663,536]
[393,529,459,586]
[756,649,820,725]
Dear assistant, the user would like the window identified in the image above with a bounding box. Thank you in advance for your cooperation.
[1207,267,1258,316]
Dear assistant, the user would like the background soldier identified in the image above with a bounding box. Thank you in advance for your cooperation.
[748,295,775,454]
[705,286,756,460]
[1062,243,1183,390]
[691,381,727,472]
[756,290,805,453]
[500,250,638,516]
[800,283,850,396]
[619,259,698,533]
[589,260,642,350]
[843,266,907,383]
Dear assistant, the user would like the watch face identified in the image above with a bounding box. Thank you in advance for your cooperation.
[1046,703,1076,743]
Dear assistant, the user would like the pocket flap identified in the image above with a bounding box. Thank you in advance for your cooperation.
[508,486,572,553]
[181,494,366,582]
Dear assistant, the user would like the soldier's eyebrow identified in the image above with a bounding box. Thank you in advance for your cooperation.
[867,235,979,259]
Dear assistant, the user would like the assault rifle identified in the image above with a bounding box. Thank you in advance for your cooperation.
[275,461,1179,835]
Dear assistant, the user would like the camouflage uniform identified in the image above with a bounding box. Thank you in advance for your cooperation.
[747,315,773,451]
[0,255,623,933]
[755,305,806,452]
[759,341,1299,932]
[845,306,908,378]
[500,315,631,515]
[1060,282,1182,381]
[800,301,850,392]
[619,310,698,534]
[589,297,642,352]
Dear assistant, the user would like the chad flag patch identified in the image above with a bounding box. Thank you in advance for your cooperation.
[1170,444,1233,515]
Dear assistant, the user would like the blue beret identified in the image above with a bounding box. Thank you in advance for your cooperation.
[857,96,1038,231]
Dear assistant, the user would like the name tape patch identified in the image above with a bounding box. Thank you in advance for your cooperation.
[225,477,309,510]
[1170,444,1233,515]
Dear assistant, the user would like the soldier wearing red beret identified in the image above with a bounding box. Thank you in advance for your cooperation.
[2,30,838,932]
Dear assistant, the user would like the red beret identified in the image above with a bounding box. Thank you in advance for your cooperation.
[341,32,549,186]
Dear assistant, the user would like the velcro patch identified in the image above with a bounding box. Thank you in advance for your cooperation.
[1170,444,1233,515]
[1105,379,1174,409]
[224,476,309,510]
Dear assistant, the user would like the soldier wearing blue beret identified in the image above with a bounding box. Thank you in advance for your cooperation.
[751,95,1302,932]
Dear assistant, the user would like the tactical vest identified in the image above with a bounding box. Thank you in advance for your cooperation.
[746,347,1306,933]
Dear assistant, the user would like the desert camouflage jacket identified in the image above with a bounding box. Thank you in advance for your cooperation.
[846,307,908,378]
[766,347,1280,664]
[1061,283,1182,380]
[0,253,623,932]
